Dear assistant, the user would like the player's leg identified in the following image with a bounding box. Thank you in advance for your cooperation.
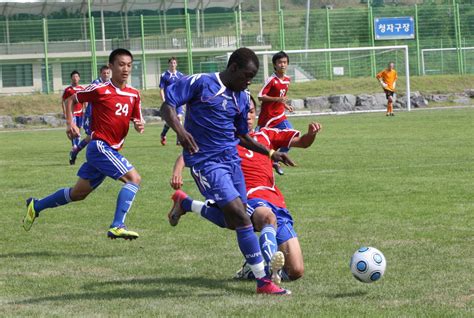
[160,124,170,145]
[278,237,304,281]
[271,119,293,175]
[384,90,391,116]
[23,176,97,231]
[176,106,185,145]
[276,220,304,281]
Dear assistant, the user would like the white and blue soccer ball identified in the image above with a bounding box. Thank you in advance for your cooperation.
[350,246,386,283]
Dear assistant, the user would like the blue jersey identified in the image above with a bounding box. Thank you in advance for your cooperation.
[159,70,185,90]
[165,73,250,167]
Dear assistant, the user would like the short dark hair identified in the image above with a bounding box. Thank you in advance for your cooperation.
[70,70,80,78]
[272,51,289,65]
[109,48,133,64]
[168,57,177,63]
[227,47,259,70]
[99,65,110,72]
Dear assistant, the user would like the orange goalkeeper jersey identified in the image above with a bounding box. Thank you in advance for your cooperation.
[376,69,398,92]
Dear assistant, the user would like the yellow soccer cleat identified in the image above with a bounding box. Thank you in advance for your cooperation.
[23,198,37,231]
[270,251,286,285]
[107,225,139,240]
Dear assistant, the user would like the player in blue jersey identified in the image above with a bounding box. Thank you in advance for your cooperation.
[69,65,110,165]
[160,47,294,295]
[159,57,185,146]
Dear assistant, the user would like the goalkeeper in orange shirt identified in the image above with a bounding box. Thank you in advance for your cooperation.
[376,62,397,116]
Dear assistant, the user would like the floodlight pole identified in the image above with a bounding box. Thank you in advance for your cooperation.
[140,15,148,91]
[42,18,50,94]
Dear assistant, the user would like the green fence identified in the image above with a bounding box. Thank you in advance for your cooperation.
[0,1,473,94]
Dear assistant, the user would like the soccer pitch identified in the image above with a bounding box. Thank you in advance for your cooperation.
[1,108,472,317]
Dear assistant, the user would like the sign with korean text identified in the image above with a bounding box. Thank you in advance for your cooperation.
[374,17,415,40]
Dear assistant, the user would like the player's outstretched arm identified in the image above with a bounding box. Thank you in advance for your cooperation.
[64,95,80,140]
[132,118,145,134]
[238,133,295,167]
[170,155,185,190]
[160,102,199,154]
[290,122,322,149]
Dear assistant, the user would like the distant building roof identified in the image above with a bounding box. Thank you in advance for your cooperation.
[0,0,244,16]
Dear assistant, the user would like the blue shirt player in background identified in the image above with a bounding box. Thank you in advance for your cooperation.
[160,57,185,146]
[69,65,111,165]
[160,47,294,295]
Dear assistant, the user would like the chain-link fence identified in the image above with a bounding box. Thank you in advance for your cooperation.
[0,1,472,94]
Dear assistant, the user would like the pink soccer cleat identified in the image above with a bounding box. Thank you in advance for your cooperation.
[256,278,291,295]
[168,190,188,226]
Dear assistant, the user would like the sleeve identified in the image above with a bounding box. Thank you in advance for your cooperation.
[131,93,143,121]
[394,71,398,81]
[268,129,301,150]
[258,77,274,97]
[376,70,384,79]
[159,73,166,89]
[62,88,70,101]
[165,75,201,108]
[234,92,250,136]
[76,87,99,105]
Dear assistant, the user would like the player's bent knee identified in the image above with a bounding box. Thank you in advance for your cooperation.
[287,266,304,281]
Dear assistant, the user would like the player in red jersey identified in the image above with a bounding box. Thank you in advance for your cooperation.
[169,96,322,284]
[23,48,145,240]
[62,70,86,164]
[258,51,294,175]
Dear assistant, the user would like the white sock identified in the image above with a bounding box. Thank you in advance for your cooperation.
[190,200,205,214]
[248,261,266,279]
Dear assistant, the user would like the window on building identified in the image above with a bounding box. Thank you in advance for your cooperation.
[61,62,92,85]
[2,64,33,87]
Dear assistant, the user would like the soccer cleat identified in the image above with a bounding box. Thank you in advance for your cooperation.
[69,149,78,165]
[23,198,38,231]
[273,162,284,176]
[107,225,139,240]
[233,262,255,280]
[256,278,291,295]
[160,135,167,146]
[390,113,395,116]
[270,251,285,285]
[168,190,188,226]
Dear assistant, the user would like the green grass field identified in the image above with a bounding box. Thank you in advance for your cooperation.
[0,108,473,317]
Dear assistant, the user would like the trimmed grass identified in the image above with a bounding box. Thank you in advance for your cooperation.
[1,75,473,116]
[0,108,473,316]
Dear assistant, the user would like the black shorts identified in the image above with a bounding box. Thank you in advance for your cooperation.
[384,89,395,100]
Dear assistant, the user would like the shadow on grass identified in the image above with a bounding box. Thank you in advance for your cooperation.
[14,277,253,304]
[328,290,368,298]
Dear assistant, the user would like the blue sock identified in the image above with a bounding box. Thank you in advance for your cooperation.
[76,138,89,151]
[260,225,278,265]
[34,188,72,214]
[199,203,226,228]
[236,225,266,279]
[111,183,139,228]
[72,137,80,148]
[161,124,170,137]
[181,196,193,212]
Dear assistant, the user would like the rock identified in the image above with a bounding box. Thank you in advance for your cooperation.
[355,94,381,110]
[289,99,305,110]
[426,94,449,102]
[305,96,330,112]
[453,96,471,105]
[464,89,474,98]
[15,115,44,125]
[141,108,161,117]
[328,94,356,112]
[374,93,388,108]
[143,116,161,123]
[410,91,428,108]
[42,115,65,127]
[394,95,407,109]
[0,116,15,128]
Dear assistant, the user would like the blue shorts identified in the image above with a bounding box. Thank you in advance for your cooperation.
[247,198,297,245]
[190,155,246,207]
[77,140,134,188]
[83,104,92,135]
[272,119,293,130]
[176,105,185,116]
[73,116,83,129]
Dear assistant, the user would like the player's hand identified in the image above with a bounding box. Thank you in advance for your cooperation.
[271,151,295,167]
[381,82,388,88]
[279,96,289,103]
[133,118,145,134]
[178,130,199,155]
[307,122,322,135]
[286,105,294,113]
[170,174,183,190]
[66,123,80,140]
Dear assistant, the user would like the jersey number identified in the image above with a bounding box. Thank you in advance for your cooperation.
[115,103,129,116]
[279,89,286,97]
[245,149,254,158]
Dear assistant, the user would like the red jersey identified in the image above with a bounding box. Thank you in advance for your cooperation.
[257,73,291,128]
[75,82,142,150]
[62,85,85,117]
[237,127,300,208]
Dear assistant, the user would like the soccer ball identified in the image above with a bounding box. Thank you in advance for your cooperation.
[350,246,386,283]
